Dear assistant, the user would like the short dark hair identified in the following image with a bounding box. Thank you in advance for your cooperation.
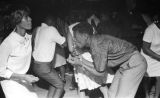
[43,15,57,26]
[72,22,93,35]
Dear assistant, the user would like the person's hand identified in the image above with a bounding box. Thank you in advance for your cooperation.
[67,55,82,65]
[22,74,39,84]
[67,55,76,64]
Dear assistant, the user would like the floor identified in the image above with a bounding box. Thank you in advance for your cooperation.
[33,74,149,98]
[34,74,80,98]
[34,73,104,98]
[0,74,157,98]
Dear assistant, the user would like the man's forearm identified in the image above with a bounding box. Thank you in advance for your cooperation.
[10,73,25,81]
[81,58,105,76]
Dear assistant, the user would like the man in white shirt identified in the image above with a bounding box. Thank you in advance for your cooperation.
[32,16,66,98]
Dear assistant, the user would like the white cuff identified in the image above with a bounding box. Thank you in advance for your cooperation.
[60,37,66,45]
[5,69,13,79]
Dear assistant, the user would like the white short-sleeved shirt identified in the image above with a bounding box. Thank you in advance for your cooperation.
[33,23,65,62]
[143,23,160,54]
[141,23,160,76]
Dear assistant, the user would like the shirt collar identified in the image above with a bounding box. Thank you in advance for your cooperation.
[11,31,28,43]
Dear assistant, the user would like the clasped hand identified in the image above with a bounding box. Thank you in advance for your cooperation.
[23,74,39,83]
[18,74,39,85]
[67,55,82,66]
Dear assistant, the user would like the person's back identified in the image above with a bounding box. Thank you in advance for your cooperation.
[90,34,137,68]
[33,24,61,62]
[32,15,66,98]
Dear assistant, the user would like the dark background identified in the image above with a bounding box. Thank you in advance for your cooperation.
[1,0,160,28]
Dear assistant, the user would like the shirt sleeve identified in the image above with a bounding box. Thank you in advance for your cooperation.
[143,24,154,43]
[49,27,66,45]
[0,40,13,79]
[91,38,108,72]
[92,52,108,72]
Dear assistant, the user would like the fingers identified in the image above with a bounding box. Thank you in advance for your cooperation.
[25,75,39,83]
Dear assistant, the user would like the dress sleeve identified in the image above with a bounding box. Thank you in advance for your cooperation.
[0,40,13,79]
[143,24,154,43]
[49,27,66,45]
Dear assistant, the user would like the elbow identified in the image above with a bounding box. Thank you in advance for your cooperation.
[142,46,150,55]
[95,65,105,73]
[96,69,105,73]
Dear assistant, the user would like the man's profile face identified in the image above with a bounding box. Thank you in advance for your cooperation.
[74,30,87,48]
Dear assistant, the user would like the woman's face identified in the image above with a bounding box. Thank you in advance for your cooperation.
[18,15,32,30]
[73,31,87,48]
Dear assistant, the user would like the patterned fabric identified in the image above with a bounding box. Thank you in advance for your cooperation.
[90,35,137,72]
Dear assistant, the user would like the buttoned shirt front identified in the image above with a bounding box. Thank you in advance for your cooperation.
[0,32,32,79]
[33,23,66,62]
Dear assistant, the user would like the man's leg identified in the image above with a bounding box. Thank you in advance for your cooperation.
[59,65,66,83]
[112,53,147,98]
[108,70,122,98]
[45,69,64,98]
[33,62,64,98]
[109,53,147,98]
[155,77,160,98]
[99,86,109,98]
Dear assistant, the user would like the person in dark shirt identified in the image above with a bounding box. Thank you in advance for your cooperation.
[67,22,147,98]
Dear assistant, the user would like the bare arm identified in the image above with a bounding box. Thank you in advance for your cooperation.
[142,41,160,61]
[67,30,74,52]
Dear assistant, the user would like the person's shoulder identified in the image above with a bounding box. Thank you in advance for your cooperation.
[145,23,156,33]
[48,26,58,31]
[43,26,57,32]
[41,26,59,36]
[147,23,156,29]
[1,33,16,48]
[91,35,105,45]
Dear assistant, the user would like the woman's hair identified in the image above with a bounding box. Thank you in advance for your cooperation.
[7,4,30,28]
[72,22,93,35]
[1,4,30,39]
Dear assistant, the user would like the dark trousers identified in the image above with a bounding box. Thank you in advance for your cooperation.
[33,61,64,89]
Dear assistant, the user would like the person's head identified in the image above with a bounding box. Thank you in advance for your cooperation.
[9,4,32,31]
[2,4,31,38]
[72,22,93,48]
[43,15,57,26]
